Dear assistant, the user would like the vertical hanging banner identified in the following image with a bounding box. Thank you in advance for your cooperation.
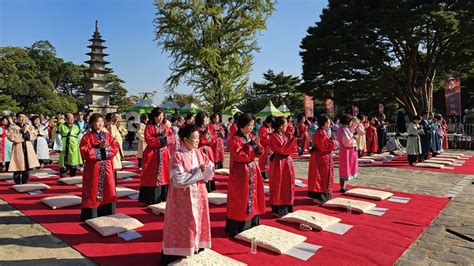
[304,94,314,118]
[378,103,384,114]
[325,99,334,118]
[444,78,461,116]
[352,105,359,116]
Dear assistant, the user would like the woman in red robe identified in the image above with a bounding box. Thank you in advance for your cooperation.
[297,116,310,156]
[285,116,295,139]
[139,107,171,204]
[269,116,298,216]
[227,112,242,142]
[161,124,214,265]
[258,116,274,181]
[226,113,265,236]
[441,119,449,149]
[365,118,378,156]
[308,116,335,204]
[209,113,225,169]
[195,112,216,192]
[80,113,120,221]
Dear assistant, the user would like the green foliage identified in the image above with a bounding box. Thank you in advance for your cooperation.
[240,69,303,114]
[172,93,203,109]
[154,0,275,113]
[0,41,129,115]
[0,46,57,114]
[299,0,474,117]
[0,94,20,113]
[107,71,133,113]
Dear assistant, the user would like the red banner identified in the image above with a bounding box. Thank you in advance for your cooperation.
[325,99,334,118]
[444,78,461,116]
[304,95,314,118]
[378,103,384,114]
[352,105,359,116]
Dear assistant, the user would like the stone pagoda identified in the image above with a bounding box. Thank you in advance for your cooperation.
[85,20,117,114]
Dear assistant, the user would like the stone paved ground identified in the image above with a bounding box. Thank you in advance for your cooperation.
[0,147,473,265]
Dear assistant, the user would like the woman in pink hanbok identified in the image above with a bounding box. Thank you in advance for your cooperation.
[337,114,358,192]
[161,124,214,265]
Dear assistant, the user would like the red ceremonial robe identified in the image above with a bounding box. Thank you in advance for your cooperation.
[141,123,171,187]
[297,122,310,152]
[285,123,295,139]
[269,132,298,206]
[227,131,265,221]
[198,125,216,163]
[258,125,273,173]
[228,123,238,140]
[308,129,335,200]
[80,130,119,208]
[209,122,225,163]
[162,146,214,257]
[442,124,449,149]
[365,125,378,154]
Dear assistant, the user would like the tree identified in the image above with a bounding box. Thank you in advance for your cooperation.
[240,70,303,114]
[107,71,133,113]
[172,92,203,109]
[299,0,474,117]
[153,0,275,113]
[0,94,20,113]
[0,47,59,114]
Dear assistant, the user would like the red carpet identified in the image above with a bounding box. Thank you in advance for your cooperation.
[0,156,450,265]
[351,154,474,174]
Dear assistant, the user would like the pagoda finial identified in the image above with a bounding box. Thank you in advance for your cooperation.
[95,20,99,32]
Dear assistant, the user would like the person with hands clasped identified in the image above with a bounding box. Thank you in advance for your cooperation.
[139,107,171,204]
[160,124,214,265]
[7,112,40,184]
[225,113,266,236]
[79,113,120,221]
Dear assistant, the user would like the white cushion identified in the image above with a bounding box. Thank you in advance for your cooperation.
[360,156,384,161]
[171,249,246,266]
[116,171,138,179]
[86,213,144,237]
[370,154,395,158]
[424,159,453,165]
[235,225,307,254]
[215,168,229,175]
[264,185,270,194]
[428,157,456,163]
[300,154,311,158]
[0,172,13,180]
[148,202,167,215]
[323,197,377,213]
[415,163,445,169]
[345,188,393,201]
[11,183,50,192]
[58,176,83,185]
[30,168,57,176]
[430,157,457,163]
[41,195,82,209]
[208,192,227,205]
[358,158,375,163]
[116,187,139,198]
[442,153,464,156]
[279,210,341,231]
[121,161,137,168]
[436,154,462,159]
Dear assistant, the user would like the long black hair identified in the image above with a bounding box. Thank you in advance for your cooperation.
[237,113,254,129]
[195,111,207,127]
[148,107,164,125]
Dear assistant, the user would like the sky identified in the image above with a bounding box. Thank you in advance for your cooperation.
[0,0,327,104]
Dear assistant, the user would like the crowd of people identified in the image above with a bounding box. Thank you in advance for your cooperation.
[0,107,452,264]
